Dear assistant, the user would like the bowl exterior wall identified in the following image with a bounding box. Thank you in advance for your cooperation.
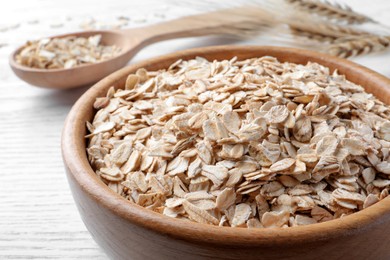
[65,164,390,260]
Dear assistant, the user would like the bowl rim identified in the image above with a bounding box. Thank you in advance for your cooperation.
[62,45,390,246]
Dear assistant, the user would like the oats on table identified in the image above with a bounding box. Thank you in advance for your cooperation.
[16,34,121,69]
[86,56,390,228]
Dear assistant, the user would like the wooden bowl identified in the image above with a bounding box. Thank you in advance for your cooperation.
[62,46,390,260]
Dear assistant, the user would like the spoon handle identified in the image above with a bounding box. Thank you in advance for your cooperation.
[124,6,270,46]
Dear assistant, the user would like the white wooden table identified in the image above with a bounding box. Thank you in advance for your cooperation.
[1,1,390,259]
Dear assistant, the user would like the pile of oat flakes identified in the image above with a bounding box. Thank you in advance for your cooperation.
[16,34,121,69]
[86,56,390,228]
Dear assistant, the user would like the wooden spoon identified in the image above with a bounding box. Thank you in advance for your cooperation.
[9,7,270,89]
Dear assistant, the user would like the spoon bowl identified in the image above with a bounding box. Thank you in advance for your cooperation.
[9,6,271,89]
[9,30,140,89]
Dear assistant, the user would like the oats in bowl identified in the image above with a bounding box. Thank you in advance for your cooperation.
[85,56,390,228]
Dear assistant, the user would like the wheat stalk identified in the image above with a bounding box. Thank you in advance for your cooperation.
[268,0,390,58]
[260,0,379,44]
[325,35,390,58]
[172,0,390,59]
[286,0,374,24]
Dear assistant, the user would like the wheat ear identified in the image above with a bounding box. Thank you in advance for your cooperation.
[324,35,390,58]
[286,0,374,24]
[289,22,370,43]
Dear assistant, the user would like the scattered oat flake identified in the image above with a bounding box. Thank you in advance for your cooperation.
[265,105,289,124]
[270,158,295,173]
[111,142,132,165]
[294,215,317,226]
[261,210,290,228]
[231,203,252,227]
[311,206,333,222]
[92,122,115,134]
[182,200,219,225]
[216,187,236,211]
[363,194,379,209]
[201,165,228,187]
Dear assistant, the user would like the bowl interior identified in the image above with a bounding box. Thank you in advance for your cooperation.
[62,45,390,246]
